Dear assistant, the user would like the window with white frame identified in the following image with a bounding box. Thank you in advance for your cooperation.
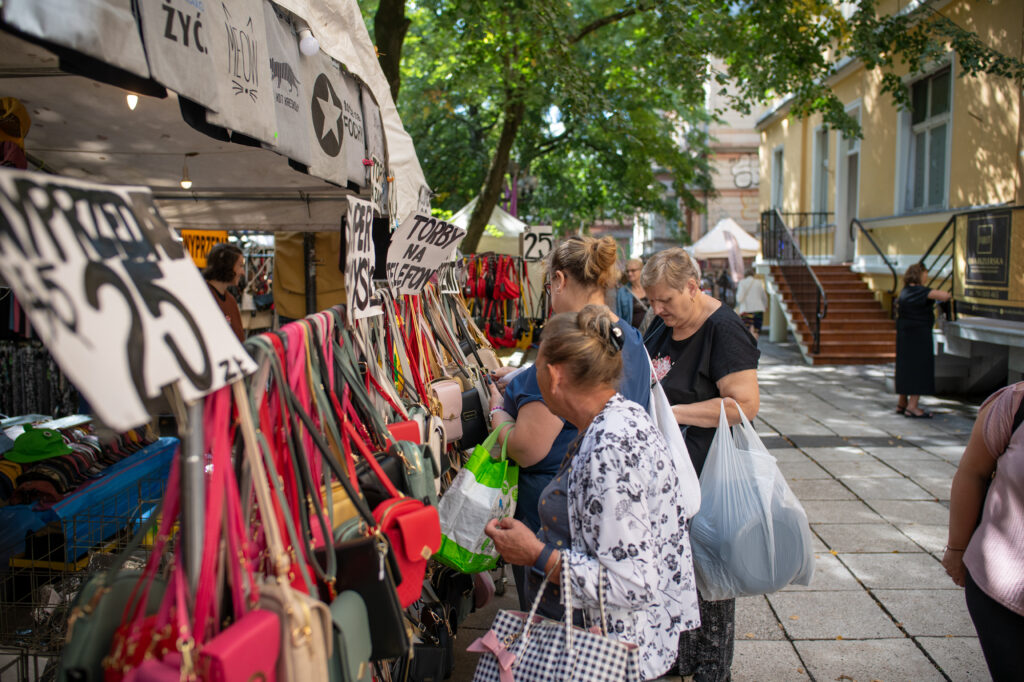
[812,127,829,215]
[904,67,951,211]
[771,146,784,209]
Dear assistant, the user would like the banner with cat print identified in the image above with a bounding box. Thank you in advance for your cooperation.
[262,0,313,166]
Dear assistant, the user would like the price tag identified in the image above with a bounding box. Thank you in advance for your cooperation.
[520,224,553,261]
[344,196,379,325]
[0,170,256,432]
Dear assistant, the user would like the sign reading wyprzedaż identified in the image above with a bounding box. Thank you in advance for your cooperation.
[0,170,257,431]
[386,214,466,295]
[345,197,378,324]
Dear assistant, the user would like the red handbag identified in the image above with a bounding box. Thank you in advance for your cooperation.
[343,417,440,608]
[373,497,442,608]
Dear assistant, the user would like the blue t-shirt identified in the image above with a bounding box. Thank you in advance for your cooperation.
[503,318,650,530]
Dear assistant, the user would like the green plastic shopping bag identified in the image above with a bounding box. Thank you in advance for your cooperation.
[434,423,518,573]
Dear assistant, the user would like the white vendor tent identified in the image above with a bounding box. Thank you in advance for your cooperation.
[691,218,761,259]
[450,197,526,255]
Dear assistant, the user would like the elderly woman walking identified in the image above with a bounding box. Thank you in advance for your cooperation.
[642,247,761,681]
[486,305,700,681]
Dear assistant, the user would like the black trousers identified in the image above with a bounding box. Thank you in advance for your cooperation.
[965,569,1024,682]
[677,593,735,681]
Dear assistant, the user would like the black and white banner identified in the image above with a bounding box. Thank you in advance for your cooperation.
[301,52,350,187]
[0,171,256,432]
[136,0,222,112]
[2,0,151,78]
[338,70,366,187]
[386,214,465,295]
[204,0,277,142]
[262,0,312,166]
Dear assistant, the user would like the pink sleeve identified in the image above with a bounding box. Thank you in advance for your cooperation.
[981,383,1024,460]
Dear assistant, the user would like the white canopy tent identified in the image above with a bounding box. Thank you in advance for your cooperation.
[691,218,761,259]
[450,197,526,255]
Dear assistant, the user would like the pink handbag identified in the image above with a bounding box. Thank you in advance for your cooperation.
[430,378,463,442]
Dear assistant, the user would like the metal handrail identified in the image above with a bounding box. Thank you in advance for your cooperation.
[850,218,898,295]
[761,209,829,354]
[918,215,955,286]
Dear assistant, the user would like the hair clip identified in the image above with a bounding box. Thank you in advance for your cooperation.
[607,325,624,352]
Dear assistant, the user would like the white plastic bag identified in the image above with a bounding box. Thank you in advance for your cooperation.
[690,399,814,600]
[646,353,701,519]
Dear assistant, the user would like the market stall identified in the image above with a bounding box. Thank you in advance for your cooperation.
[0,2,507,680]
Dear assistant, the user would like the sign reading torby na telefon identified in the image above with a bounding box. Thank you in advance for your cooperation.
[344,196,380,325]
[386,214,466,295]
[0,170,257,432]
[181,230,228,269]
[955,209,1024,320]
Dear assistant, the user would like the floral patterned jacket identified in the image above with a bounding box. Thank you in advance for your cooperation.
[563,393,701,680]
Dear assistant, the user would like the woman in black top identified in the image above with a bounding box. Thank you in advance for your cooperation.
[895,263,951,418]
[642,247,760,681]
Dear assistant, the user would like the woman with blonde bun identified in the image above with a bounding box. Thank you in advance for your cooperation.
[488,235,651,611]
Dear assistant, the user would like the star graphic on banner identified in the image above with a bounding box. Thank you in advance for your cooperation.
[311,73,343,157]
[315,91,342,145]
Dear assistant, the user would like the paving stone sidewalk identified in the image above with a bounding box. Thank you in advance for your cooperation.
[450,339,990,681]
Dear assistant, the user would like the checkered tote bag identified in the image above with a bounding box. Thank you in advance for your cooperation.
[468,559,641,681]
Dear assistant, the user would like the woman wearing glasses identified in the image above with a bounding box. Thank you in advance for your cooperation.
[488,235,651,611]
[616,257,651,333]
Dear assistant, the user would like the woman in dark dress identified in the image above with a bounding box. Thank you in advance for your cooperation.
[642,247,760,681]
[895,263,951,418]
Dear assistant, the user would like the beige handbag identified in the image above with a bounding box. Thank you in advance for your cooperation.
[430,377,464,443]
[233,382,334,682]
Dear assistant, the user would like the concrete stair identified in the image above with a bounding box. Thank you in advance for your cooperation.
[771,264,896,365]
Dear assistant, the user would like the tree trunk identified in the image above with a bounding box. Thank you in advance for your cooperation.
[374,0,410,102]
[462,99,526,253]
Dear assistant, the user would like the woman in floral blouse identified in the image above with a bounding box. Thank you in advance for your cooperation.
[486,305,700,681]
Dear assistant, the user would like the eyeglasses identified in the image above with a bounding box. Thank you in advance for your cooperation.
[626,268,641,273]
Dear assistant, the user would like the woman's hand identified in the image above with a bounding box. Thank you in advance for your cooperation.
[485,518,544,566]
[941,548,967,587]
[488,381,504,406]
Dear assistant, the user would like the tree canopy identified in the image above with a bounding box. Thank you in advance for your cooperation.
[370,0,1024,251]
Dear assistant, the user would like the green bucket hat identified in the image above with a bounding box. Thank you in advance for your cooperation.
[5,425,72,464]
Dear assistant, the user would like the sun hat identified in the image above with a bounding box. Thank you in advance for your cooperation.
[5,425,73,464]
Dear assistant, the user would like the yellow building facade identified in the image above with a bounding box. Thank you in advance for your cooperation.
[757,0,1024,386]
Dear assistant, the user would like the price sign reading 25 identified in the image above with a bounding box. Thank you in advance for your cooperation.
[521,225,553,262]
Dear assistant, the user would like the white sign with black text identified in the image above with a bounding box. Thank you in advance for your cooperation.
[386,214,466,295]
[520,224,553,261]
[344,197,378,324]
[0,171,257,432]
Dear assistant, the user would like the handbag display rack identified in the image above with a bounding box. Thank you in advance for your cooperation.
[60,284,510,682]
[461,254,546,351]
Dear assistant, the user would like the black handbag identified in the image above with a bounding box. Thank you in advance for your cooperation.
[314,530,409,662]
[453,388,488,451]
[355,446,408,509]
[409,599,455,681]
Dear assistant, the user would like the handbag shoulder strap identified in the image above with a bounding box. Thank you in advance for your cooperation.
[1013,390,1024,434]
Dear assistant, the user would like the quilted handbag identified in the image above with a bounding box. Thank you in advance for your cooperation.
[373,497,442,608]
[468,560,641,682]
[430,377,464,443]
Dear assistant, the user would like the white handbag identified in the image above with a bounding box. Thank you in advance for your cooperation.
[645,351,701,518]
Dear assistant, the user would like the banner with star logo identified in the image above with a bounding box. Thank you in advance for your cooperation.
[301,51,349,187]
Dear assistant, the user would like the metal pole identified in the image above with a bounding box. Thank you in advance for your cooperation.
[303,232,316,316]
[181,399,205,597]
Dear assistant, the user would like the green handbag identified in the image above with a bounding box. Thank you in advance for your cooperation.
[328,591,373,682]
[58,512,167,682]
[393,440,439,508]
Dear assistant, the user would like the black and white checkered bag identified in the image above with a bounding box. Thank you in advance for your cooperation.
[468,559,641,681]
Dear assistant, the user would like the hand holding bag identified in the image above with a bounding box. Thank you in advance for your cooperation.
[435,423,518,573]
[689,399,814,600]
[645,350,701,519]
[468,558,641,681]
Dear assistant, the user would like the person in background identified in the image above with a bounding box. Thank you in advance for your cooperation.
[942,381,1024,681]
[488,235,650,611]
[735,266,768,340]
[203,242,245,343]
[642,247,760,681]
[485,305,700,681]
[895,263,951,418]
